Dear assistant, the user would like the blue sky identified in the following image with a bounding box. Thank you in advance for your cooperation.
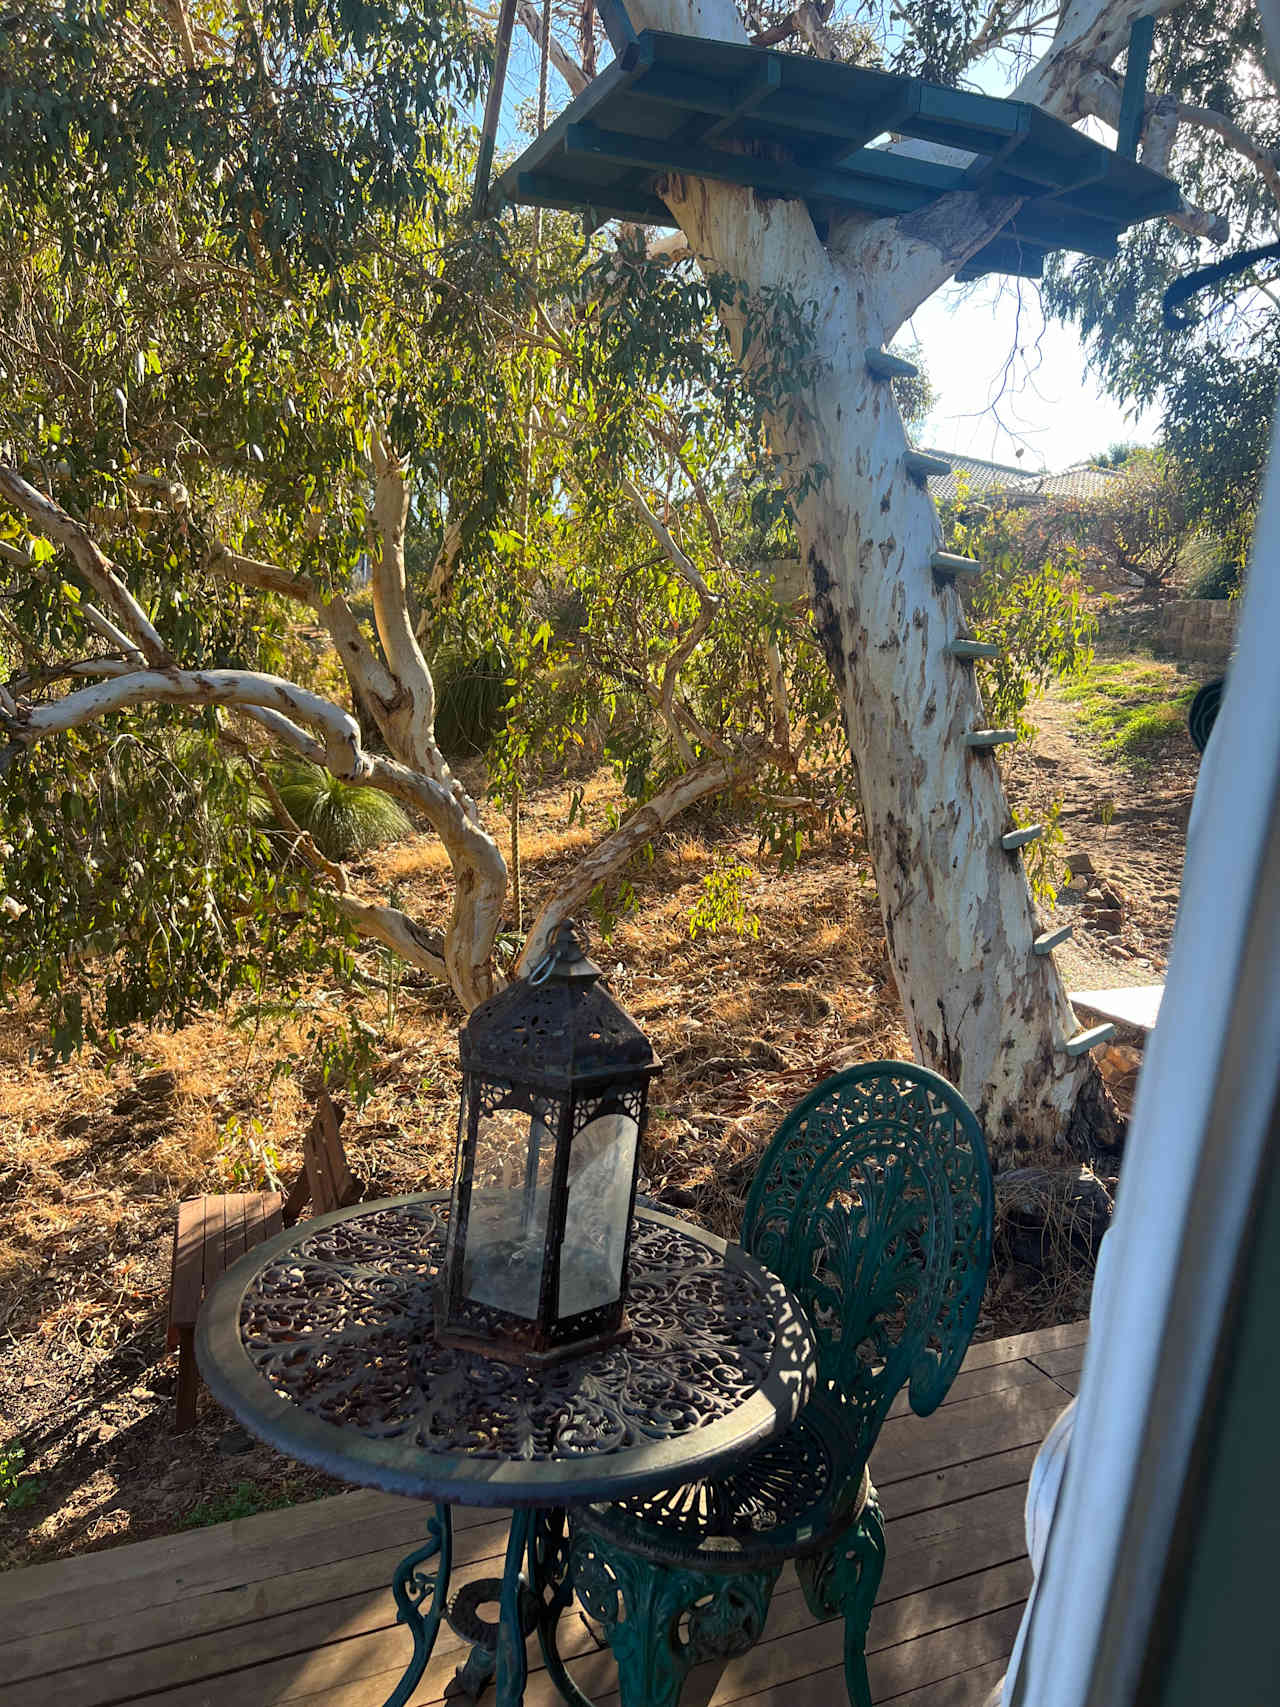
[905,281,1159,470]
[910,37,1162,470]
[489,33,1161,474]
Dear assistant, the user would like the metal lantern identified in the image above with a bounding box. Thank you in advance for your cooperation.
[436,922,661,1366]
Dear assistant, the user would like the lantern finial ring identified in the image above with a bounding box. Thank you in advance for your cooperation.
[527,919,590,986]
[528,946,559,986]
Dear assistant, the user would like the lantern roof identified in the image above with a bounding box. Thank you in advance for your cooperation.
[460,923,661,1090]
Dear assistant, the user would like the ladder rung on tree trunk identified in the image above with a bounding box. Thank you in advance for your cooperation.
[932,552,983,580]
[1001,824,1044,851]
[1033,924,1073,954]
[945,637,1000,660]
[1064,1021,1118,1056]
[865,346,920,381]
[904,450,951,483]
[964,729,1017,750]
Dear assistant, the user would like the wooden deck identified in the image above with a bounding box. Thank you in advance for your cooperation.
[0,1322,1085,1707]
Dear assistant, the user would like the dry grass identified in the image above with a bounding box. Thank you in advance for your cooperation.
[0,765,913,1567]
[3,747,1147,1568]
[988,1163,1115,1332]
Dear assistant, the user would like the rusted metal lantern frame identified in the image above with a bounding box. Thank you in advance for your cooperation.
[436,922,661,1367]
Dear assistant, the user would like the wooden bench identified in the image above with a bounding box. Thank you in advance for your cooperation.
[167,1093,361,1431]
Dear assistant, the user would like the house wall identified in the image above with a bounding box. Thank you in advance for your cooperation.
[1155,599,1238,667]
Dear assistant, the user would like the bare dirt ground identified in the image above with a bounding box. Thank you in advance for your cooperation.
[1003,687,1191,988]
[0,615,1208,1571]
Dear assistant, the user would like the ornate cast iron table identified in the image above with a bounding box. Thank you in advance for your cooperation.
[195,1193,816,1707]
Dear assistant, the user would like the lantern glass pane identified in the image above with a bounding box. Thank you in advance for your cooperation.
[463,1103,555,1317]
[558,1106,639,1318]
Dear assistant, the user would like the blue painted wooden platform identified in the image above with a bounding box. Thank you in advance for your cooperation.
[493,33,1180,279]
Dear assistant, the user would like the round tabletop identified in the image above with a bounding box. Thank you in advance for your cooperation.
[196,1193,816,1508]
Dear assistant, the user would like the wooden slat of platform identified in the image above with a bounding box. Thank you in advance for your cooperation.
[0,1323,1083,1707]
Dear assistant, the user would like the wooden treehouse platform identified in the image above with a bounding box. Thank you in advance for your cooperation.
[0,1322,1086,1707]
[492,31,1179,280]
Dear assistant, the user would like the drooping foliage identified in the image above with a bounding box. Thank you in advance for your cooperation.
[1,0,483,279]
[944,498,1096,737]
[0,0,493,1046]
[0,724,348,1056]
[1044,0,1279,580]
[0,1,856,1047]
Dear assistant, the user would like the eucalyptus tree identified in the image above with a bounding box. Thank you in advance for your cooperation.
[510,0,1273,1156]
[0,0,852,1053]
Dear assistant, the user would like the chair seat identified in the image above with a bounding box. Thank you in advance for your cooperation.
[578,1387,871,1571]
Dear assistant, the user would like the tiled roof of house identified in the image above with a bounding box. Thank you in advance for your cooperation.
[1034,465,1124,501]
[918,449,1121,507]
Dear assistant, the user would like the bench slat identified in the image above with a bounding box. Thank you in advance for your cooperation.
[167,1198,207,1342]
[226,1194,250,1271]
[202,1196,230,1292]
[242,1191,265,1250]
[262,1193,284,1239]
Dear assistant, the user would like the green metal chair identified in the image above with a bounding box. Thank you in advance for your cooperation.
[568,1060,994,1707]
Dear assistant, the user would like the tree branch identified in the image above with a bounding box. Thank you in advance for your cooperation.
[765,634,792,761]
[619,475,718,602]
[332,892,449,981]
[211,526,502,1009]
[0,470,174,667]
[516,753,755,969]
[3,667,372,779]
[224,719,450,982]
[208,539,416,755]
[235,698,504,1006]
[515,0,590,95]
[793,0,840,58]
[1075,68,1234,239]
[368,447,446,781]
[164,0,199,69]
[1,533,144,660]
[1172,101,1280,215]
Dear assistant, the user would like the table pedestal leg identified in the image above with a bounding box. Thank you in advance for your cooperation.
[447,1643,497,1700]
[444,1510,540,1705]
[384,1504,453,1707]
[495,1510,534,1707]
[530,1508,599,1707]
[440,1508,599,1707]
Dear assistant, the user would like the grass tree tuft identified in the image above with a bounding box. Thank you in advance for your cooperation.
[258,761,413,861]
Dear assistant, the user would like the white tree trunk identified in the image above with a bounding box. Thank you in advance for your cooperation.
[623,0,1121,1155]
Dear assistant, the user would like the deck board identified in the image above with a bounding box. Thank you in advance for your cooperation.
[0,1322,1081,1707]
[1025,1343,1087,1379]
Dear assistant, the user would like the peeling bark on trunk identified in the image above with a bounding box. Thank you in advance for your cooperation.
[625,0,1123,1161]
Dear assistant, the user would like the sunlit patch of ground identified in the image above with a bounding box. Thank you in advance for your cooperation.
[1060,653,1200,766]
[1,767,906,1567]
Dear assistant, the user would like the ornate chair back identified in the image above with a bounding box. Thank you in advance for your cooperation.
[741,1061,993,1460]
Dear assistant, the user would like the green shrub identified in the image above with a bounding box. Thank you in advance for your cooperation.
[1,1442,41,1510]
[1183,549,1240,601]
[430,645,512,758]
[180,1480,298,1528]
[256,760,412,859]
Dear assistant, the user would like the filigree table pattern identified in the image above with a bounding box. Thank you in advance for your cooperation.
[238,1200,784,1461]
